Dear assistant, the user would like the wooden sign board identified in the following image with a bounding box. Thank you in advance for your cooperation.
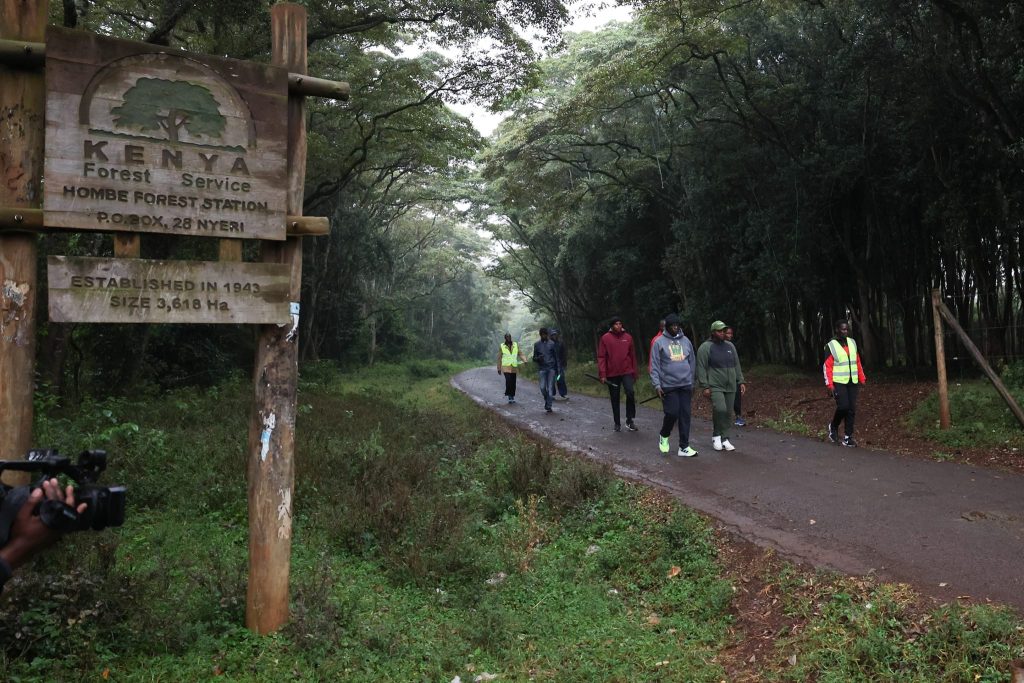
[43,27,289,241]
[48,256,292,324]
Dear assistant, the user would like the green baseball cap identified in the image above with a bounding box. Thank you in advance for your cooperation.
[710,320,727,331]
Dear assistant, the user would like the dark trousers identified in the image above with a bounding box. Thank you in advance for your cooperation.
[607,374,636,426]
[556,370,568,397]
[733,383,742,416]
[660,386,693,447]
[503,372,517,398]
[538,368,556,409]
[830,383,860,437]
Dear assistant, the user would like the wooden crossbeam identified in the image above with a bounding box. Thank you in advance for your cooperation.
[0,38,349,100]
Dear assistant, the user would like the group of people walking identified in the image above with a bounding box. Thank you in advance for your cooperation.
[498,317,865,456]
[498,328,568,410]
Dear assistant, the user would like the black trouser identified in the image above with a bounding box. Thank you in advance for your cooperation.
[733,382,742,417]
[607,374,635,426]
[504,372,517,398]
[660,386,693,447]
[830,383,860,437]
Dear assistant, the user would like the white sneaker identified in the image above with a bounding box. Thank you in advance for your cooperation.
[678,446,698,457]
[712,436,723,451]
[722,439,735,451]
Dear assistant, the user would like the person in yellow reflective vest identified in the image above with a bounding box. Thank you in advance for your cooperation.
[497,332,527,404]
[823,319,867,447]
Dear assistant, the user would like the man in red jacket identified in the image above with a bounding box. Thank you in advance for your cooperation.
[598,316,639,432]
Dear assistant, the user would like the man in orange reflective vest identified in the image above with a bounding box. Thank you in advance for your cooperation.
[823,319,867,447]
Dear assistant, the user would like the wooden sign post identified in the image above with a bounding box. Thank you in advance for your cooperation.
[930,289,952,430]
[0,0,46,468]
[0,0,347,634]
[245,3,308,634]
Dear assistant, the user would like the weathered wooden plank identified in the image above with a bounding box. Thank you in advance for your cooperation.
[287,73,349,100]
[1,37,349,102]
[47,256,291,324]
[0,38,44,68]
[42,27,289,240]
[0,0,46,464]
[286,215,329,235]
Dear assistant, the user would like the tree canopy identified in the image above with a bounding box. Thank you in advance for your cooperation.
[34,0,1024,394]
[480,0,1024,369]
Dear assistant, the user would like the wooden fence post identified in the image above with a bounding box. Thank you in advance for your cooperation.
[936,298,1024,430]
[930,289,951,430]
[245,2,307,634]
[0,0,47,467]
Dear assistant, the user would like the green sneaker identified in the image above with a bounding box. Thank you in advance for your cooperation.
[658,436,670,454]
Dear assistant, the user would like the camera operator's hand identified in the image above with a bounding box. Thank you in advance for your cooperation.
[0,479,87,571]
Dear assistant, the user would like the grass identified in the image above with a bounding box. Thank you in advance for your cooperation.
[1,360,1021,681]
[906,379,1024,450]
[762,409,814,437]
[771,577,1023,682]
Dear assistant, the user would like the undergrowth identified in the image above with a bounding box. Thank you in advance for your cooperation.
[0,360,1019,681]
[906,377,1024,449]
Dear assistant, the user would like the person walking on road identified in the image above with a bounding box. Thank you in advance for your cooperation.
[650,314,697,457]
[598,316,639,432]
[532,327,561,413]
[724,326,746,426]
[551,329,570,400]
[696,320,746,451]
[823,319,867,447]
[497,332,527,404]
[648,319,665,372]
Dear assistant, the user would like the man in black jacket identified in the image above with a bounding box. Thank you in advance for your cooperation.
[532,327,561,413]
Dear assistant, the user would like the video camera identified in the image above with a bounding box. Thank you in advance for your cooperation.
[0,449,126,547]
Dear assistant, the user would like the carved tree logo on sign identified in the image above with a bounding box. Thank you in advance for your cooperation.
[43,27,289,240]
[111,78,227,144]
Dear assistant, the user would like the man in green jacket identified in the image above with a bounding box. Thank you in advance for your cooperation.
[696,320,746,451]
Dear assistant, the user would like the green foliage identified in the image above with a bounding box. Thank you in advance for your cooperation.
[1001,361,1024,390]
[5,363,1023,680]
[763,410,813,437]
[481,0,1024,370]
[6,361,733,680]
[907,381,1024,449]
[775,581,1024,682]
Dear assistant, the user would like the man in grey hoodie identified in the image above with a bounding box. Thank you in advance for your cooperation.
[649,313,698,457]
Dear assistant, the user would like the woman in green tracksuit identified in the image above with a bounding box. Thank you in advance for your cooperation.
[696,320,746,452]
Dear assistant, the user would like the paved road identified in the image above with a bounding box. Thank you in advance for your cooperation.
[453,367,1024,610]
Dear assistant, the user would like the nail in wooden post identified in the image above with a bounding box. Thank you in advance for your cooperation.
[0,0,47,468]
[245,2,307,634]
[930,289,951,430]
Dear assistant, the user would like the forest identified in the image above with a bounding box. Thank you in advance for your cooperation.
[20,0,1024,396]
[4,3,1024,680]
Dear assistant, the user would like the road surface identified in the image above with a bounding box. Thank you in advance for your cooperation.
[453,367,1024,610]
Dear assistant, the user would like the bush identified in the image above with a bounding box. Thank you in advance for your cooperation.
[1001,360,1024,390]
[907,380,1024,448]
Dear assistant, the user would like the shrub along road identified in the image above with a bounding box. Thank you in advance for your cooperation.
[453,367,1024,611]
